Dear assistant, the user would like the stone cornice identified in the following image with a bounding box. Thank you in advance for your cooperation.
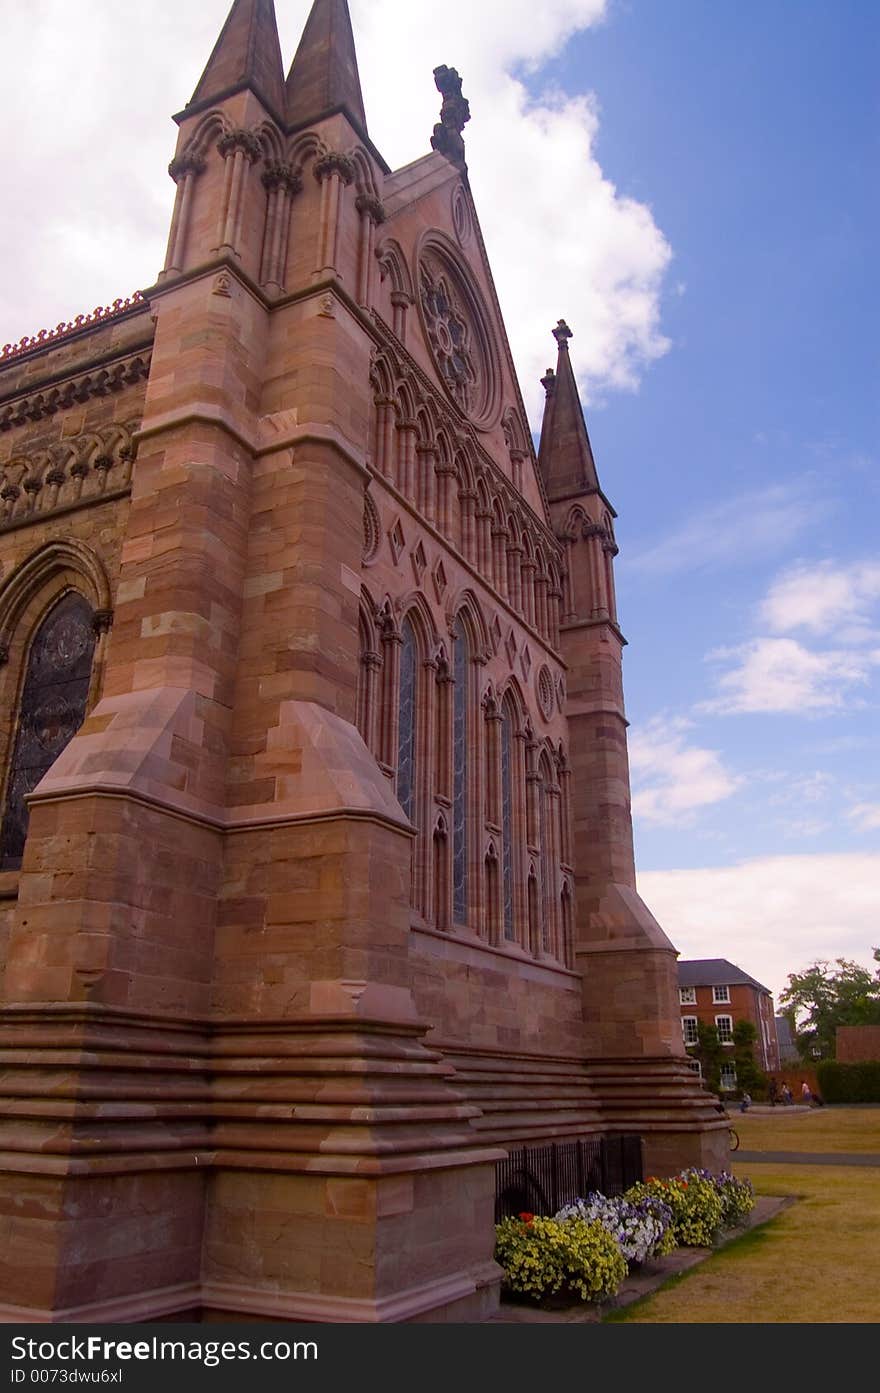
[0,346,153,420]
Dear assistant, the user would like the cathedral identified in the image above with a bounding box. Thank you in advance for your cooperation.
[0,0,725,1322]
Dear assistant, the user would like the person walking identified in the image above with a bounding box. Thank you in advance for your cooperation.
[740,1091,752,1113]
[781,1082,792,1105]
[802,1081,813,1106]
[767,1078,778,1107]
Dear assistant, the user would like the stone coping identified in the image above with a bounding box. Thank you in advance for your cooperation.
[489,1194,794,1323]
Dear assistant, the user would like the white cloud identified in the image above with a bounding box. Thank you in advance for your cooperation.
[629,717,741,825]
[702,636,877,715]
[759,560,880,639]
[848,803,880,832]
[628,483,818,576]
[0,0,672,427]
[637,852,880,1008]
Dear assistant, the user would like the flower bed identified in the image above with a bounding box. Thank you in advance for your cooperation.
[494,1169,755,1306]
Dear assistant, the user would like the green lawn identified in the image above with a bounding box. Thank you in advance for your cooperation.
[732,1102,880,1153]
[605,1108,880,1323]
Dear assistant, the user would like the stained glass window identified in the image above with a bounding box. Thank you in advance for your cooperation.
[501,703,514,941]
[452,617,468,924]
[0,593,96,868]
[397,618,417,822]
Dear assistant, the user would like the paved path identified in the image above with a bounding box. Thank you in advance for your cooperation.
[737,1150,880,1166]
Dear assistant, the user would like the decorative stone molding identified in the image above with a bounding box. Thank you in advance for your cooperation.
[362,491,380,565]
[262,162,303,196]
[431,66,471,169]
[1,295,146,364]
[355,194,386,226]
[313,152,356,185]
[217,130,262,163]
[168,153,206,182]
[0,353,151,432]
[91,609,114,636]
[0,420,138,529]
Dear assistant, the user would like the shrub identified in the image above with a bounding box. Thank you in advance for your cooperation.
[494,1214,627,1303]
[817,1060,880,1103]
[555,1193,671,1265]
[625,1172,724,1247]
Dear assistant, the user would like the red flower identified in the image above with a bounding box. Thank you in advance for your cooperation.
[518,1212,535,1224]
[680,1180,689,1188]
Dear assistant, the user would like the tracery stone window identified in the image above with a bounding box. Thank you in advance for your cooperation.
[0,593,96,869]
[419,260,477,414]
[396,617,418,822]
[500,700,516,942]
[452,616,469,925]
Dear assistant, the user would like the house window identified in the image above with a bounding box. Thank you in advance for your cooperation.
[681,1016,699,1046]
[679,987,697,1005]
[719,1062,737,1091]
[713,985,731,1003]
[715,1015,734,1045]
[686,1058,702,1079]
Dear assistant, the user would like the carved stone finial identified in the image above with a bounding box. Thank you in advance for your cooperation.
[541,368,556,397]
[553,319,573,347]
[431,65,471,169]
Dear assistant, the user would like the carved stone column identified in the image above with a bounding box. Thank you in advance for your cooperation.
[506,541,523,614]
[164,153,206,274]
[391,290,412,343]
[417,443,438,523]
[492,524,509,599]
[535,572,549,640]
[521,559,537,629]
[436,460,456,537]
[355,195,386,307]
[476,509,492,576]
[313,153,355,277]
[395,418,418,499]
[215,130,262,255]
[260,164,303,290]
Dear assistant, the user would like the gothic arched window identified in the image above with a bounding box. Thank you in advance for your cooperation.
[0,593,96,868]
[500,698,516,942]
[396,617,418,822]
[452,615,469,925]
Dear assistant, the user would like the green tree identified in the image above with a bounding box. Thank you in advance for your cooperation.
[732,1019,768,1096]
[779,951,880,1062]
[694,1020,725,1095]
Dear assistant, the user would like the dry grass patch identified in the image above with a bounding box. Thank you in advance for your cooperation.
[734,1104,880,1153]
[605,1164,880,1323]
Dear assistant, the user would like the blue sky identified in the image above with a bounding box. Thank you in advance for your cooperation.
[0,0,876,1007]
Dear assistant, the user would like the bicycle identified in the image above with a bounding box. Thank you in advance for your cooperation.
[728,1127,740,1152]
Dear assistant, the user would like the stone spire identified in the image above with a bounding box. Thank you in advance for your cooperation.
[537,320,601,502]
[185,0,286,123]
[285,0,368,135]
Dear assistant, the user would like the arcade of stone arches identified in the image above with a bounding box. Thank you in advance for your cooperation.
[357,591,575,969]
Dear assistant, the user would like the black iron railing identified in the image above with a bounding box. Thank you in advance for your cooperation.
[494,1135,644,1221]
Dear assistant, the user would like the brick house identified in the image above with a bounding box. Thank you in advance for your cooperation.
[678,959,780,1090]
[0,0,727,1322]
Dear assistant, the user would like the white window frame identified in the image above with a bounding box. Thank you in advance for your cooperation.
[719,1061,737,1091]
[715,1014,734,1045]
[713,985,731,1003]
[686,1057,702,1079]
[681,1015,699,1047]
[679,987,697,1005]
